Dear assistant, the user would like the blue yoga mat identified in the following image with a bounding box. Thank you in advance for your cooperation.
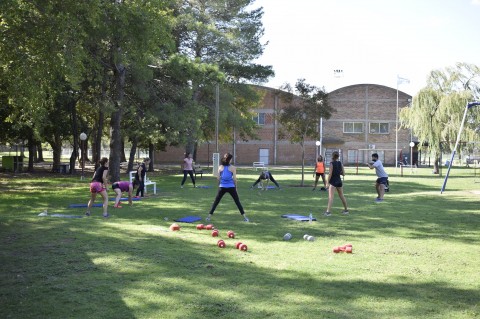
[174,216,203,223]
[109,197,141,201]
[69,203,103,208]
[196,185,211,189]
[281,214,317,221]
[258,185,276,189]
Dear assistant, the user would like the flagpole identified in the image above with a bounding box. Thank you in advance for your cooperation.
[395,75,409,172]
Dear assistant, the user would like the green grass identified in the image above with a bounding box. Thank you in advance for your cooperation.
[0,166,479,319]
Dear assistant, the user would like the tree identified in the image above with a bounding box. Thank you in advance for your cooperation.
[400,63,480,174]
[278,79,333,186]
[172,0,273,155]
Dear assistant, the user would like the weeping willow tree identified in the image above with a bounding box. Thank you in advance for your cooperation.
[400,63,480,174]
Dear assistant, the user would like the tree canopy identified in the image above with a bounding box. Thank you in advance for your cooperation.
[0,0,273,179]
[400,62,480,173]
[278,79,333,185]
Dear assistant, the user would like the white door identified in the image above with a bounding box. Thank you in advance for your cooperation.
[259,149,269,165]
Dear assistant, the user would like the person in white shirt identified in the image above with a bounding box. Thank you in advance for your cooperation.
[366,153,389,203]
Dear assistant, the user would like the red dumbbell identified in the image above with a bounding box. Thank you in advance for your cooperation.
[212,230,219,237]
[227,230,235,239]
[239,243,248,251]
[196,224,204,230]
[217,240,226,248]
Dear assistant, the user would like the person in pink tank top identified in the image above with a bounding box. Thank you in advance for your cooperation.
[111,180,135,208]
[180,152,196,188]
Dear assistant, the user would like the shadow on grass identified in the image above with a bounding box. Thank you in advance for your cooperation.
[1,216,478,319]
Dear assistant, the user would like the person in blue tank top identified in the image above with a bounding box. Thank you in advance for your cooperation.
[206,153,249,222]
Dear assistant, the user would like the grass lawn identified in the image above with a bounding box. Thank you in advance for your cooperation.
[0,166,479,319]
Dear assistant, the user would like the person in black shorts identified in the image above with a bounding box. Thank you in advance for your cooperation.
[324,151,349,216]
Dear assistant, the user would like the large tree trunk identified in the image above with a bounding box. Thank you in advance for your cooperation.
[69,100,79,174]
[108,61,126,183]
[148,143,154,172]
[27,131,35,173]
[36,141,44,162]
[128,137,138,173]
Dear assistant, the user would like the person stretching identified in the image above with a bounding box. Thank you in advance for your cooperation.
[312,155,327,191]
[250,168,281,189]
[112,181,135,208]
[206,153,249,222]
[86,157,109,218]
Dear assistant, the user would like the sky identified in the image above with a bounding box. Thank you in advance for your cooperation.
[251,0,480,96]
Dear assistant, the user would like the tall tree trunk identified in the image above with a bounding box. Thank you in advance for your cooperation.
[128,137,138,173]
[51,135,62,172]
[36,141,44,162]
[27,131,35,173]
[109,61,126,183]
[69,100,79,174]
[148,143,154,172]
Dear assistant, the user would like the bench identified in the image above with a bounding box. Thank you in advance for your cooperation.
[193,163,204,179]
[53,163,70,174]
[253,162,265,170]
[129,171,157,194]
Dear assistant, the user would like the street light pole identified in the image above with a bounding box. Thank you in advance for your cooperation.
[80,132,87,180]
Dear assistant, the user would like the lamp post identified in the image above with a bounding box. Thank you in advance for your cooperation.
[409,141,415,173]
[315,141,321,159]
[80,132,87,180]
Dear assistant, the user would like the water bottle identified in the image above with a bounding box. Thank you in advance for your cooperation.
[309,213,313,223]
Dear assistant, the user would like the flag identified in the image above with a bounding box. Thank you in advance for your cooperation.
[467,101,480,109]
[397,76,410,85]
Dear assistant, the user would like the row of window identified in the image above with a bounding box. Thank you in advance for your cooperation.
[253,113,390,134]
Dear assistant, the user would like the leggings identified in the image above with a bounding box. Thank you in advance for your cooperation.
[135,180,145,197]
[208,187,245,215]
[181,170,195,186]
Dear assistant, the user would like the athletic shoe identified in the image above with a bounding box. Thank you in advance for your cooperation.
[243,216,250,222]
[85,212,91,216]
[312,188,316,191]
[320,187,327,191]
[342,210,349,215]
[205,215,210,222]
[323,211,331,217]
[114,205,122,208]
[180,186,184,189]
[103,213,110,218]
[375,198,384,203]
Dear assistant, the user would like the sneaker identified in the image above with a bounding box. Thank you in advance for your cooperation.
[320,187,327,191]
[323,211,331,217]
[180,186,184,189]
[205,215,210,222]
[312,188,316,191]
[85,212,91,216]
[342,210,349,215]
[103,213,110,218]
[243,216,250,222]
[375,198,384,203]
[114,205,122,208]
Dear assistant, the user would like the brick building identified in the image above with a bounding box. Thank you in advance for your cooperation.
[154,83,413,166]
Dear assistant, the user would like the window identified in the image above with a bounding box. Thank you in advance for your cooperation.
[347,150,357,164]
[253,112,266,125]
[343,122,363,133]
[369,122,389,134]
